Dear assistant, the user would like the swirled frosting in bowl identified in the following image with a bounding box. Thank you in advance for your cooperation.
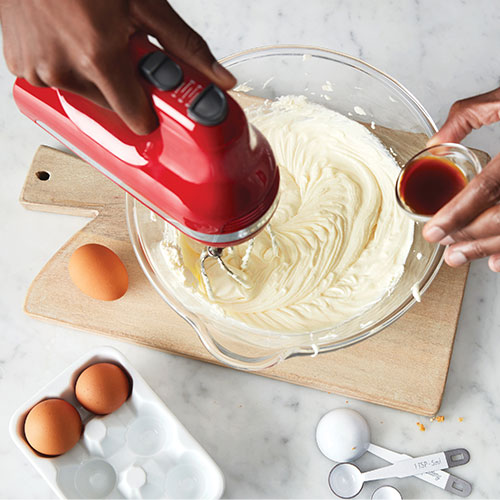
[158,96,414,333]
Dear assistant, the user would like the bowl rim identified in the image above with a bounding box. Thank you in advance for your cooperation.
[219,44,437,135]
[127,44,445,365]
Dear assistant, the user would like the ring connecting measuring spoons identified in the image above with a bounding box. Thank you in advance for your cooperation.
[328,449,469,498]
[316,409,472,496]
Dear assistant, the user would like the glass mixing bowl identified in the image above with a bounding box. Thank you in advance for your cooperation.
[126,45,444,371]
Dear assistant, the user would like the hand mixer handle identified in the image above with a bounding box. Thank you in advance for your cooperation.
[12,33,275,237]
[15,33,246,151]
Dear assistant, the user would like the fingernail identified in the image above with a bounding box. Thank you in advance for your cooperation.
[440,235,455,246]
[447,250,468,266]
[212,62,236,86]
[424,226,446,242]
[490,258,500,272]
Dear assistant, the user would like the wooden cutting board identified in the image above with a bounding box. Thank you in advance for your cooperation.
[21,145,490,416]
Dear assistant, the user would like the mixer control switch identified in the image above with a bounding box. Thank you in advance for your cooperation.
[139,52,183,91]
[188,84,228,126]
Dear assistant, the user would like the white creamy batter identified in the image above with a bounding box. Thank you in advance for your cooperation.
[159,96,414,333]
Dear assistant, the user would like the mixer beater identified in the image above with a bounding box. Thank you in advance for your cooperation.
[199,223,280,301]
[200,246,250,301]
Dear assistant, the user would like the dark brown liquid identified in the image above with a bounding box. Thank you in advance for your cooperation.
[400,157,467,216]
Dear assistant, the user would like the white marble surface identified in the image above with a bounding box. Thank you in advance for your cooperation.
[1,1,500,498]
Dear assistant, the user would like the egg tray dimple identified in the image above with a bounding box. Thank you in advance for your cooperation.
[9,346,225,499]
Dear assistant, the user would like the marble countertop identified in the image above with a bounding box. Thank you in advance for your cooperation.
[1,1,500,498]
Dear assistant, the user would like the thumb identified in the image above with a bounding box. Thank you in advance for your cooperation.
[428,87,500,146]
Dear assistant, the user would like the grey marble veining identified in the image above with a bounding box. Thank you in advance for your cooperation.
[1,1,500,498]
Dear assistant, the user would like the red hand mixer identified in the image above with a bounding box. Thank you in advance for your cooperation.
[13,35,279,255]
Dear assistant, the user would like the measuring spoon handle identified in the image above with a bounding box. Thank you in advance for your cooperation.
[367,443,407,463]
[444,448,470,467]
[363,448,468,482]
[367,444,472,496]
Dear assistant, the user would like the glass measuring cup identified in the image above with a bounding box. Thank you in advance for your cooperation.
[395,143,482,222]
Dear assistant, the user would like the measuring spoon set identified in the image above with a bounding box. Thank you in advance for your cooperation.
[315,408,472,498]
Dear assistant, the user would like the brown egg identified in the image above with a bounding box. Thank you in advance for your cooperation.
[68,244,128,301]
[24,399,82,456]
[75,363,130,415]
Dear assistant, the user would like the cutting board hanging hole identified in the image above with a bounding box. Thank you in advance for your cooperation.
[35,170,50,181]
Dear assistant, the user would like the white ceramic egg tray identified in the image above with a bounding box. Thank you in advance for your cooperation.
[9,346,225,499]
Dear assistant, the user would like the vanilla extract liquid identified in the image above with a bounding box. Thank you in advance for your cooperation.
[400,156,467,215]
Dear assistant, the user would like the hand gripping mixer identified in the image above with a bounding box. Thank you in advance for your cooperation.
[13,35,280,294]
